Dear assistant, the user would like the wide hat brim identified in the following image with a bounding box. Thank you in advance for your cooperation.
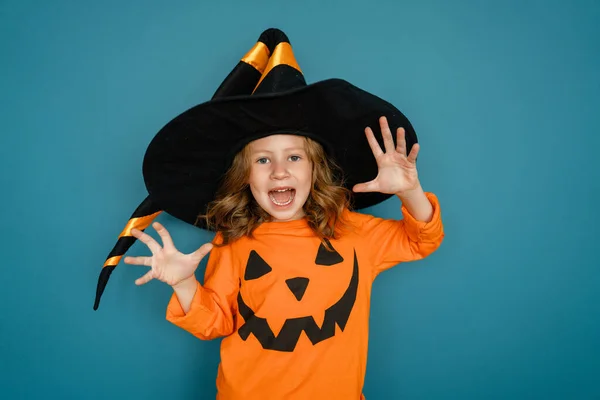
[142,77,418,228]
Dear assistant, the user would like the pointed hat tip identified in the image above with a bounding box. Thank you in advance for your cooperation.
[258,28,290,52]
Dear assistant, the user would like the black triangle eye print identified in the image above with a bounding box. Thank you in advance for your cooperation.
[315,238,344,266]
[244,250,273,280]
[237,244,358,352]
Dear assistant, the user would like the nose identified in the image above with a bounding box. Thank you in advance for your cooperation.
[270,161,289,179]
[285,277,309,301]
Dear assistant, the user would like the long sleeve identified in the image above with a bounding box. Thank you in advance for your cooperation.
[356,192,444,278]
[165,233,239,340]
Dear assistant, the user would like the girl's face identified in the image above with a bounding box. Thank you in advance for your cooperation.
[247,134,312,222]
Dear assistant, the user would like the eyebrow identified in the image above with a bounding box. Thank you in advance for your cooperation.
[250,147,306,154]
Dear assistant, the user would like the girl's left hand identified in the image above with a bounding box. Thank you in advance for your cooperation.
[352,116,420,195]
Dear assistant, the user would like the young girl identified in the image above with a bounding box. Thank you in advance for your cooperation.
[98,28,444,399]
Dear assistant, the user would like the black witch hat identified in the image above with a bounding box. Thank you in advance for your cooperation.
[93,28,417,310]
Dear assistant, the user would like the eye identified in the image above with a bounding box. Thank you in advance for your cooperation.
[315,239,344,266]
[245,250,273,280]
[256,157,269,164]
[289,155,301,162]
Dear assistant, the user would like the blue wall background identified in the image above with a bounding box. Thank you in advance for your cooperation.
[1,0,598,399]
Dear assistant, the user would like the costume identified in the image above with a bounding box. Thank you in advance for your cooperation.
[167,194,443,399]
[93,27,444,400]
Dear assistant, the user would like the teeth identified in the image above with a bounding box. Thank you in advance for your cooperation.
[272,198,293,206]
[269,189,295,206]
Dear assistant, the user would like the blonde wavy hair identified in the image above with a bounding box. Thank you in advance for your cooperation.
[199,135,353,248]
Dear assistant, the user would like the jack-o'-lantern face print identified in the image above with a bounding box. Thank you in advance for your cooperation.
[237,240,358,352]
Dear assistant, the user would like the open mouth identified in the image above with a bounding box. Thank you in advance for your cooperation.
[268,188,296,206]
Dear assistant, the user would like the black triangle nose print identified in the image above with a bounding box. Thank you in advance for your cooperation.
[245,250,273,280]
[315,239,344,266]
[285,277,310,301]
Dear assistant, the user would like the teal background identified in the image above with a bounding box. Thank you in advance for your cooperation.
[1,0,599,399]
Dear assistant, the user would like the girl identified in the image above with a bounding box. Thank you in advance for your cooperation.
[100,28,444,400]
[128,116,442,400]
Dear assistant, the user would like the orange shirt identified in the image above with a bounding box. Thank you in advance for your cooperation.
[166,192,444,399]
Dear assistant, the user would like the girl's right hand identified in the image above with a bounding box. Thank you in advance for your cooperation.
[124,222,214,287]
